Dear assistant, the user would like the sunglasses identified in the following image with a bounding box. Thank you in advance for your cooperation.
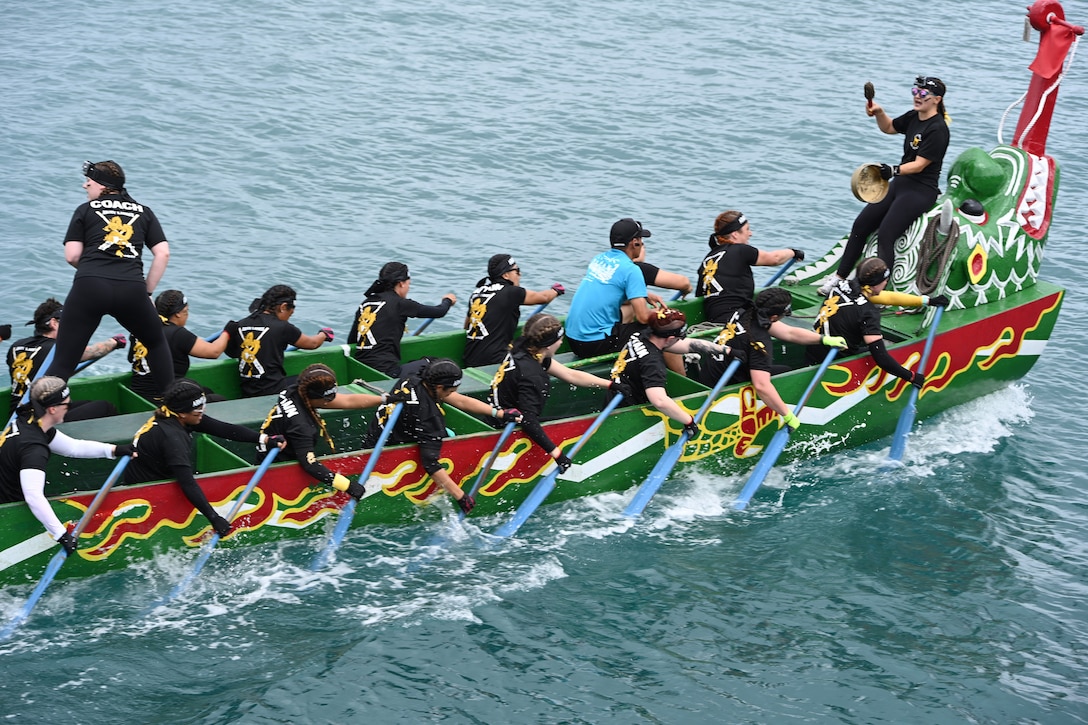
[911,88,935,99]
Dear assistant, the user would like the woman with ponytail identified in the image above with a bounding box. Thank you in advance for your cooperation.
[125,378,285,537]
[821,76,951,293]
[259,363,385,502]
[489,314,626,472]
[0,377,130,553]
[806,257,948,388]
[348,262,458,377]
[225,284,335,397]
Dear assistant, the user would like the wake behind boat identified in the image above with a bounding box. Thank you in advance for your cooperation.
[0,1,1077,588]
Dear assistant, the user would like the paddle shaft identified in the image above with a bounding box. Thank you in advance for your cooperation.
[887,306,944,462]
[461,421,516,521]
[149,448,280,610]
[763,258,797,288]
[733,348,839,510]
[0,455,131,641]
[493,393,625,539]
[624,359,742,518]
[310,403,403,570]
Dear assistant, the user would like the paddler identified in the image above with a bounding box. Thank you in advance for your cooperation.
[258,363,386,502]
[804,257,948,387]
[224,285,335,397]
[463,254,565,368]
[608,308,732,438]
[363,357,521,515]
[819,76,950,294]
[124,378,287,537]
[0,376,133,554]
[348,262,458,377]
[701,289,845,433]
[696,210,804,323]
[8,297,124,419]
[488,313,627,472]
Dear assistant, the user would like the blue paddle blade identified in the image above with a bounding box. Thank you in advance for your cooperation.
[623,433,689,518]
[492,393,625,539]
[886,306,944,464]
[732,427,791,510]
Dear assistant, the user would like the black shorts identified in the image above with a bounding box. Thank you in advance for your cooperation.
[567,322,645,359]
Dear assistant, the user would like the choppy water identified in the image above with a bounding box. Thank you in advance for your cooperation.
[2,0,1087,722]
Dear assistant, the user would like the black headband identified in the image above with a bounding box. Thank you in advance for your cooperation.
[859,266,891,287]
[716,214,748,237]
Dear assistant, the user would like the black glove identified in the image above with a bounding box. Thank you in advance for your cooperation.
[457,494,476,515]
[210,514,232,538]
[111,334,128,350]
[499,408,523,423]
[0,323,11,341]
[554,453,572,474]
[879,163,899,180]
[790,248,805,261]
[57,530,78,555]
[550,283,566,296]
[258,434,286,453]
[114,443,135,458]
[609,380,633,401]
[319,327,334,342]
[910,370,925,389]
[345,480,366,501]
[927,294,949,308]
[683,417,700,439]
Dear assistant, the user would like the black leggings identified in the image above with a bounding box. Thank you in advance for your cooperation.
[836,179,937,278]
[47,277,173,395]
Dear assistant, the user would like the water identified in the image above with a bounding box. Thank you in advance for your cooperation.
[2,0,1087,722]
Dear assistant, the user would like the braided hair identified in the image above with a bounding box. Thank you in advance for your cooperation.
[296,363,337,450]
[30,298,64,334]
[154,289,187,319]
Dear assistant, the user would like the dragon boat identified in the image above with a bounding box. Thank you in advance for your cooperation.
[0,1,1078,587]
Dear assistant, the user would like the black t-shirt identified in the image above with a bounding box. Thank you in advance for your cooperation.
[812,278,883,354]
[0,415,55,504]
[464,280,528,368]
[125,414,193,483]
[7,334,54,411]
[130,322,199,398]
[362,374,448,474]
[636,261,659,286]
[490,348,557,453]
[609,330,669,405]
[892,110,950,191]
[710,308,775,376]
[228,312,302,396]
[260,388,335,484]
[348,290,453,376]
[697,243,760,323]
[64,193,167,282]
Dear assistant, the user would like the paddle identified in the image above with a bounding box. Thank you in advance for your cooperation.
[310,403,403,571]
[732,349,839,511]
[886,306,944,463]
[147,448,279,611]
[492,393,625,539]
[0,455,131,641]
[763,258,797,288]
[460,421,516,521]
[624,359,742,518]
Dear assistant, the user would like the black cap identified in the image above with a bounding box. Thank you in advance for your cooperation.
[379,262,410,283]
[488,254,518,281]
[610,218,651,248]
